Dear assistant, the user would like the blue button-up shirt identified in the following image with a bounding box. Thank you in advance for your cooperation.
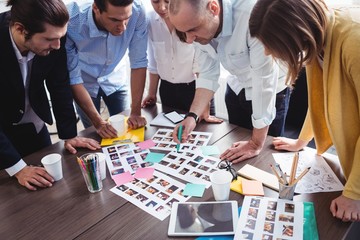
[65,1,148,97]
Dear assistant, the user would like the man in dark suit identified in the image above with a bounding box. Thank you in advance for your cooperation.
[0,0,101,191]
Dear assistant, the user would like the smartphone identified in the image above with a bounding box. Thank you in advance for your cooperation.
[164,111,184,124]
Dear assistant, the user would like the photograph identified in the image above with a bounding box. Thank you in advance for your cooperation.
[263,222,274,234]
[284,203,295,213]
[140,162,153,168]
[135,181,149,189]
[130,163,140,171]
[169,163,180,170]
[267,201,277,210]
[187,161,198,167]
[194,156,204,163]
[279,214,294,223]
[125,188,138,196]
[136,194,148,203]
[146,200,158,208]
[205,159,217,165]
[241,231,254,240]
[166,198,179,207]
[159,160,170,166]
[110,153,119,160]
[120,151,132,157]
[146,186,159,194]
[117,144,130,150]
[250,198,260,208]
[167,154,177,160]
[282,225,294,237]
[140,153,149,160]
[198,165,210,171]
[166,185,179,194]
[126,156,136,164]
[262,234,273,240]
[156,192,170,201]
[190,171,202,178]
[116,185,128,191]
[111,160,122,167]
[179,168,190,175]
[202,175,210,181]
[107,147,116,153]
[245,219,256,230]
[146,176,158,183]
[111,168,125,175]
[248,208,258,219]
[157,179,170,187]
[265,211,276,222]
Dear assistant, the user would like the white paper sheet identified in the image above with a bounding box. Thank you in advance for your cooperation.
[272,148,344,193]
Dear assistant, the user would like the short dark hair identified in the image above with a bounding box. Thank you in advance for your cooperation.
[7,0,69,39]
[94,0,133,13]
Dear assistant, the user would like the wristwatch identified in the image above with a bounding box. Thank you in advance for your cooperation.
[185,112,199,123]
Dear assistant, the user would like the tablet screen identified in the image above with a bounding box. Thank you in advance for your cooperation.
[168,201,238,236]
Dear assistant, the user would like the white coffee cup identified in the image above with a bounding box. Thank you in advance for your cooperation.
[96,152,107,180]
[210,170,233,201]
[41,153,63,181]
[108,114,126,137]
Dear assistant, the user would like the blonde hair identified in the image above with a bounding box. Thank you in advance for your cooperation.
[249,0,328,85]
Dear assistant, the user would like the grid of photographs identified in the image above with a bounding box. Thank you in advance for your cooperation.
[234,196,303,240]
[150,129,212,152]
[102,143,151,178]
[153,149,221,188]
[110,170,190,221]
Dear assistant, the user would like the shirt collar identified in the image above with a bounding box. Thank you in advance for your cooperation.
[9,27,35,62]
[88,7,107,38]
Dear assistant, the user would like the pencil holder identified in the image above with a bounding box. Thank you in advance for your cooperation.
[78,153,103,193]
[278,182,297,200]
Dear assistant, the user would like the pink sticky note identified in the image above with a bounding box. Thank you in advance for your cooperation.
[134,167,155,179]
[241,179,264,196]
[112,171,134,186]
[137,139,156,150]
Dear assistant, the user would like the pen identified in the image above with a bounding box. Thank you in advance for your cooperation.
[291,167,311,186]
[176,125,183,152]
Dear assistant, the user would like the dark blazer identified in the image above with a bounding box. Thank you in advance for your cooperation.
[0,12,77,170]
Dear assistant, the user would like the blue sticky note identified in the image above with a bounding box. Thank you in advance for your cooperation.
[201,146,220,156]
[182,183,206,197]
[144,152,165,163]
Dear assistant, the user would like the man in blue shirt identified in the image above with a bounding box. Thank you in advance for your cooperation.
[66,0,148,137]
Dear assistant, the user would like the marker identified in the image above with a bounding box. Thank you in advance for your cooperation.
[176,125,183,152]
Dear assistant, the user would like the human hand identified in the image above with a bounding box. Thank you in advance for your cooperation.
[172,117,197,143]
[203,115,223,124]
[64,137,100,154]
[141,95,156,108]
[127,114,147,129]
[273,137,308,151]
[330,194,360,222]
[220,140,263,164]
[14,166,54,191]
[94,120,117,139]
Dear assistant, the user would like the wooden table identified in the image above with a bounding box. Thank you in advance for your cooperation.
[0,104,354,239]
[0,104,237,240]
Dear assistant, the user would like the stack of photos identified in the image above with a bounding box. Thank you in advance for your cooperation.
[111,170,190,221]
[234,196,303,240]
[102,143,151,178]
[153,149,221,188]
[151,129,212,152]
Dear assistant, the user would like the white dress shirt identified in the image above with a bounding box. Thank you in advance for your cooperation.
[194,0,287,129]
[147,10,196,83]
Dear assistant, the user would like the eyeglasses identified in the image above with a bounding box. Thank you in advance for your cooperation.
[218,160,237,181]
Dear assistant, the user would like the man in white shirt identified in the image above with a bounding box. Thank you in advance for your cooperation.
[169,0,290,163]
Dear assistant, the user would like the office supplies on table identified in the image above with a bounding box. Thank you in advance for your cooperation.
[237,164,279,191]
[168,201,238,236]
[177,125,183,152]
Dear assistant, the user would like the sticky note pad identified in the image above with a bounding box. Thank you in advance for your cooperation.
[183,183,206,197]
[134,167,154,179]
[144,152,165,163]
[112,171,134,186]
[241,179,264,196]
[136,139,156,150]
[230,176,244,194]
[201,146,220,156]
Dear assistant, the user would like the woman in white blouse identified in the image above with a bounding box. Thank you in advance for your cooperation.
[142,0,222,123]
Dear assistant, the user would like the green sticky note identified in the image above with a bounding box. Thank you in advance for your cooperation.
[201,146,220,156]
[183,183,206,197]
[144,152,165,163]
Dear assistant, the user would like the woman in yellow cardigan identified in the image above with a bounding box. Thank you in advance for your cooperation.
[249,0,360,222]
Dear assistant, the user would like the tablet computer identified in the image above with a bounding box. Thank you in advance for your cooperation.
[168,201,238,236]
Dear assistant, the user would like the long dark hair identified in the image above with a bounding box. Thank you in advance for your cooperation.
[249,0,328,85]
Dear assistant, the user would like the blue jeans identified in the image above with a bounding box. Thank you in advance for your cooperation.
[225,85,291,137]
[76,88,129,128]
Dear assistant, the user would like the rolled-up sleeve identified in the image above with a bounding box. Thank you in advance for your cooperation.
[65,32,83,85]
[248,36,278,129]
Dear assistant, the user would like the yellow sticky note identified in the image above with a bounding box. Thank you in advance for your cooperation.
[101,125,145,146]
[230,176,244,194]
[241,178,264,196]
